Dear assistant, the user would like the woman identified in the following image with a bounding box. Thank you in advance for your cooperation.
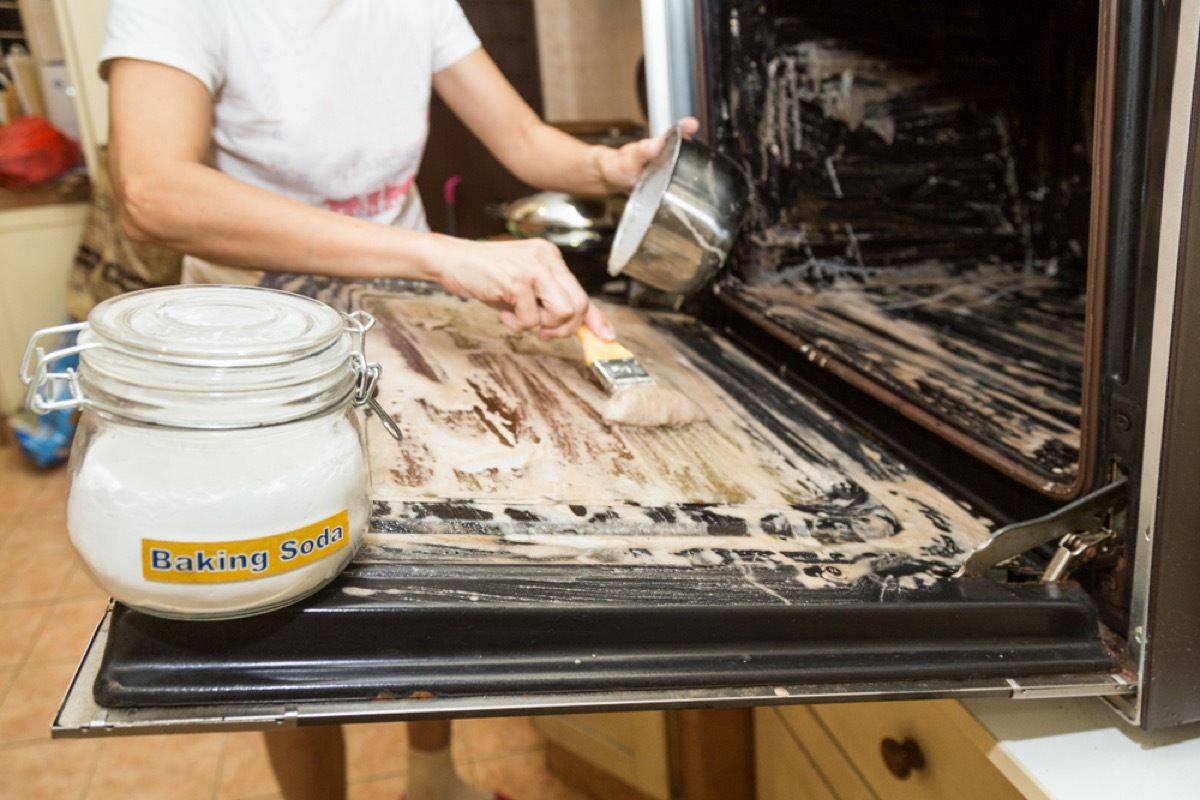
[100,2,695,798]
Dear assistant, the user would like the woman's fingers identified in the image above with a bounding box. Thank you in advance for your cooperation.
[506,282,542,333]
[583,302,614,340]
[466,239,592,338]
[603,117,704,192]
[534,266,592,339]
[644,117,699,159]
[434,236,602,340]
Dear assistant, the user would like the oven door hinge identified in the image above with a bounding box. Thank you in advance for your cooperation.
[956,479,1127,579]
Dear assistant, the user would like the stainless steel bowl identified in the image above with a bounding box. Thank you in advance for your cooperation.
[493,191,625,253]
[607,127,749,294]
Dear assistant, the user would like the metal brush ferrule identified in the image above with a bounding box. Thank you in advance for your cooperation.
[591,358,656,393]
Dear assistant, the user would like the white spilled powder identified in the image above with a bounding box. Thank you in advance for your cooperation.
[66,411,369,618]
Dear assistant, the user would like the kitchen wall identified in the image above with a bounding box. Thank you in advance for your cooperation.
[533,0,645,124]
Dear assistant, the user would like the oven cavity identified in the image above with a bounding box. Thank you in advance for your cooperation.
[704,0,1101,497]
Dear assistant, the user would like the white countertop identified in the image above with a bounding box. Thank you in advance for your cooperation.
[962,697,1200,799]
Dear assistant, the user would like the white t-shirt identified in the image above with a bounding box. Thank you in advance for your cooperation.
[100,0,481,281]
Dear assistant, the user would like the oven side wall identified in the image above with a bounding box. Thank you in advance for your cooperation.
[1141,18,1200,732]
[1132,0,1200,732]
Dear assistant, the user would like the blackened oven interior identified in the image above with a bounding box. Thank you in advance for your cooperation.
[702,0,1101,497]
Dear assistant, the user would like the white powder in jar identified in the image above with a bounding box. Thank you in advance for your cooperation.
[67,409,369,618]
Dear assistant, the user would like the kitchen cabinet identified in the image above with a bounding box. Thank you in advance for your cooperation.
[0,201,88,415]
[535,700,1200,799]
[756,703,852,800]
[755,701,1024,800]
[50,0,108,173]
[532,0,645,123]
[535,700,1026,799]
[0,2,93,419]
[536,708,754,800]
[535,712,671,800]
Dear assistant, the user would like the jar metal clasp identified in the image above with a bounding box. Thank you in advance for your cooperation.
[343,310,403,442]
[20,321,101,414]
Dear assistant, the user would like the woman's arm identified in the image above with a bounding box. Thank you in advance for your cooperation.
[432,49,697,196]
[107,57,608,339]
[108,58,439,279]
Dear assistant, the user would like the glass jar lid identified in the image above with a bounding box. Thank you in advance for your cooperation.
[72,286,359,428]
[87,285,346,368]
[22,286,401,435]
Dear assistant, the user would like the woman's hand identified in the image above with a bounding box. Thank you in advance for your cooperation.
[429,235,613,341]
[593,117,701,193]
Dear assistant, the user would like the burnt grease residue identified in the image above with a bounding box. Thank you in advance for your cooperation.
[372,302,443,383]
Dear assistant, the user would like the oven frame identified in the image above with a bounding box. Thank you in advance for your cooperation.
[1125,0,1200,731]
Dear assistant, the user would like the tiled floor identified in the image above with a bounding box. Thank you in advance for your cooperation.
[0,441,591,800]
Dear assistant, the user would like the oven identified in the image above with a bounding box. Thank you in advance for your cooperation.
[54,0,1200,736]
[686,0,1200,730]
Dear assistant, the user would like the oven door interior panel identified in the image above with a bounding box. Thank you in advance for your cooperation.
[55,290,1124,734]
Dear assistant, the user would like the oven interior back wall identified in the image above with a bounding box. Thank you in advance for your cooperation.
[704,0,1100,502]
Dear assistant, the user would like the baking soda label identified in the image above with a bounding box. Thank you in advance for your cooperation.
[141,510,350,583]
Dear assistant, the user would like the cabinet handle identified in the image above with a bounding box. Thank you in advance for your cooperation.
[880,737,926,779]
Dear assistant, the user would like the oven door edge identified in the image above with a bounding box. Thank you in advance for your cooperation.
[53,605,1133,738]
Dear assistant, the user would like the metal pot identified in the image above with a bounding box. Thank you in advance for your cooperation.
[607,126,749,294]
[491,191,625,253]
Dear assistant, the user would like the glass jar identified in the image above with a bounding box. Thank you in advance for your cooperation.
[21,285,399,619]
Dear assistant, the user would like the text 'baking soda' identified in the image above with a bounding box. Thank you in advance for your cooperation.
[141,509,350,584]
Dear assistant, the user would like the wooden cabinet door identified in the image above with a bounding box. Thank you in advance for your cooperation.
[52,0,111,172]
[808,701,1026,800]
[756,707,846,800]
[0,204,89,413]
[535,711,671,800]
[758,702,1027,800]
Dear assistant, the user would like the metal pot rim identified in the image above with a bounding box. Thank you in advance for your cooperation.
[607,126,687,274]
[607,127,748,294]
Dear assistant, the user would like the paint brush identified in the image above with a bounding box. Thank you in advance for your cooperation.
[576,326,656,394]
[576,326,708,427]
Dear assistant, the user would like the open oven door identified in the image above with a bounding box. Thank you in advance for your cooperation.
[51,286,1131,737]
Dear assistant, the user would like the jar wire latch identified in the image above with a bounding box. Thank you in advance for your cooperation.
[20,321,100,414]
[343,310,403,442]
[21,312,404,442]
